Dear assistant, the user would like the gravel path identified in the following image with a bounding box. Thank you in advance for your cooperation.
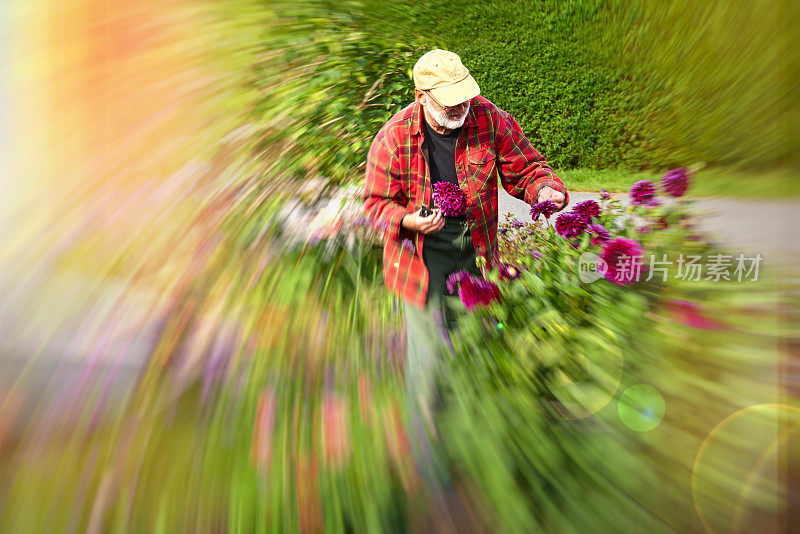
[499,189,800,270]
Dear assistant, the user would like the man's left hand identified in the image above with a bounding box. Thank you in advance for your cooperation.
[537,186,566,209]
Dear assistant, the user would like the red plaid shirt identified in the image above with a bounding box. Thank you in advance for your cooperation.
[361,95,569,309]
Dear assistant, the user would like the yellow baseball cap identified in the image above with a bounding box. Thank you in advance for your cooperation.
[412,49,480,107]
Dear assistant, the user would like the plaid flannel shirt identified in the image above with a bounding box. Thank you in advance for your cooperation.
[361,95,569,309]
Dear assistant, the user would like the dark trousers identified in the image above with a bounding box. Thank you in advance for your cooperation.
[402,217,482,491]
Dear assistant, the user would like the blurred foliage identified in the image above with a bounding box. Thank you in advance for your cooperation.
[0,1,794,532]
[243,1,425,187]
[440,184,784,532]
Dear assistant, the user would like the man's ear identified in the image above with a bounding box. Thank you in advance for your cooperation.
[414,89,425,104]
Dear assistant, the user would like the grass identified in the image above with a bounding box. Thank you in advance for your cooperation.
[555,166,800,198]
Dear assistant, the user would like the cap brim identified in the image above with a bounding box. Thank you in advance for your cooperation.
[429,74,480,107]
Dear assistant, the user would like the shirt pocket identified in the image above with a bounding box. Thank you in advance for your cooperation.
[467,148,497,191]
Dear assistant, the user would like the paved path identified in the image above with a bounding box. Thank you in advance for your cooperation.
[499,189,800,271]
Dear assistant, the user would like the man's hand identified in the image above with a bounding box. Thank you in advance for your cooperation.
[402,207,444,234]
[537,186,566,209]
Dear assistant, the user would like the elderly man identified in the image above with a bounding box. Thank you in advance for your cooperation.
[362,47,568,345]
[361,48,569,498]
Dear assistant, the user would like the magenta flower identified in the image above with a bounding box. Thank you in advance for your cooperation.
[433,182,468,217]
[600,238,647,286]
[586,222,610,245]
[664,299,724,330]
[445,269,471,295]
[497,263,522,282]
[457,275,501,311]
[629,180,658,207]
[572,200,601,221]
[512,221,525,228]
[600,190,611,200]
[555,211,588,239]
[529,200,558,221]
[661,167,690,197]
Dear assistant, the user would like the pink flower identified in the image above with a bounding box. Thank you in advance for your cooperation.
[661,167,690,197]
[600,190,611,200]
[323,393,350,467]
[600,238,647,285]
[629,180,658,207]
[251,387,276,472]
[433,182,468,217]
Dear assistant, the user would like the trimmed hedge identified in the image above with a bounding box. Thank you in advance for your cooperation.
[365,0,794,172]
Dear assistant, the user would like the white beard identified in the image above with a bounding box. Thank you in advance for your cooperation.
[426,101,470,130]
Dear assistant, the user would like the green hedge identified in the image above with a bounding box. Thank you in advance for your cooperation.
[364,0,794,172]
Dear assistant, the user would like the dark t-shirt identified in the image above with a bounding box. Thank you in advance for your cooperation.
[422,118,460,187]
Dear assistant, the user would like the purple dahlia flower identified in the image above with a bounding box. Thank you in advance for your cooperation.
[529,200,558,221]
[401,238,415,253]
[661,167,690,197]
[497,263,522,281]
[600,238,647,286]
[512,221,525,228]
[586,222,610,245]
[600,190,611,200]
[445,270,471,295]
[629,180,658,207]
[457,275,501,311]
[433,182,467,217]
[555,211,588,239]
[572,200,601,221]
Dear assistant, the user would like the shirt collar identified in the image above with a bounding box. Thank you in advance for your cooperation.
[408,98,478,136]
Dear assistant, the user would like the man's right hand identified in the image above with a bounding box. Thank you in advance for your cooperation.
[402,207,444,234]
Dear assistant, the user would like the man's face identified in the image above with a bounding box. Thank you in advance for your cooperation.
[418,90,470,130]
